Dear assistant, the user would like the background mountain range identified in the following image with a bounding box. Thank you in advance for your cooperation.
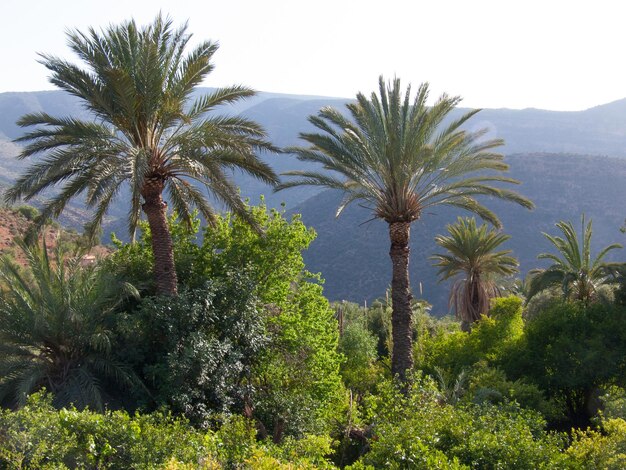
[1,89,624,313]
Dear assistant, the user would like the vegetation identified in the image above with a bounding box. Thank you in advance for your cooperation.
[432,217,519,331]
[4,15,278,295]
[104,202,344,439]
[0,239,139,410]
[528,216,622,304]
[2,14,626,469]
[277,76,533,381]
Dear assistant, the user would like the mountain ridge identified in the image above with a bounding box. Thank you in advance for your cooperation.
[0,91,624,312]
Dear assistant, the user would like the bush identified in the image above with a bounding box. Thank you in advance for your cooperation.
[0,392,337,469]
[503,301,626,427]
[107,202,345,439]
[420,296,524,375]
[15,204,39,221]
[339,322,380,394]
[467,362,558,419]
[0,392,210,469]
[351,378,565,469]
[116,276,268,426]
[565,418,626,469]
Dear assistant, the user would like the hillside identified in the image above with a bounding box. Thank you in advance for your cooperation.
[0,90,625,312]
[3,90,626,220]
[291,153,626,314]
[0,207,110,266]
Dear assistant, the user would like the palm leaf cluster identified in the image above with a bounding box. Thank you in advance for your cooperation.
[278,76,532,225]
[4,14,278,243]
[0,239,140,410]
[528,216,622,304]
[432,217,518,326]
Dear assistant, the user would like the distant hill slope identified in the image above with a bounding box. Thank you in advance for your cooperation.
[3,90,626,211]
[0,207,110,266]
[0,90,625,285]
[291,153,626,314]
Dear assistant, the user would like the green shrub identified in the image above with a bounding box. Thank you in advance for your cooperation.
[15,204,39,221]
[565,418,626,469]
[351,378,565,469]
[339,322,380,394]
[420,296,524,375]
[116,276,268,426]
[467,362,558,420]
[0,392,211,469]
[503,301,626,427]
[107,202,345,439]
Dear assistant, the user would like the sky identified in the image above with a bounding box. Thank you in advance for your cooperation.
[1,0,625,111]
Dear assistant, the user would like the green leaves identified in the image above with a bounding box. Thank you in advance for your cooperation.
[0,238,140,410]
[279,76,532,226]
[7,14,278,245]
[528,215,623,304]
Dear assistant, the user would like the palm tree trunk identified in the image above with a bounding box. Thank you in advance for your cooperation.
[389,221,413,382]
[141,179,178,296]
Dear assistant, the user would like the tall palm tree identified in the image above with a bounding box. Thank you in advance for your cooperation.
[276,77,533,381]
[528,216,623,305]
[431,217,519,331]
[0,238,140,410]
[4,15,278,295]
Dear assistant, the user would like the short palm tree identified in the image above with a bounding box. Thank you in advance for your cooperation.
[431,217,519,331]
[4,15,278,295]
[528,216,623,305]
[0,239,140,410]
[277,77,533,381]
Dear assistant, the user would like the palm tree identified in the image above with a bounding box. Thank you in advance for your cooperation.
[4,15,278,296]
[276,77,533,381]
[528,216,623,305]
[431,217,519,331]
[0,238,140,410]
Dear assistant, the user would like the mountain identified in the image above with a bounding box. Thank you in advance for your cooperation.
[291,153,626,313]
[4,90,626,214]
[0,90,625,312]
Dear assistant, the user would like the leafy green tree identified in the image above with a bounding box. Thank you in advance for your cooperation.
[503,301,626,428]
[277,76,532,381]
[117,276,268,427]
[4,15,278,296]
[106,202,345,439]
[432,217,519,331]
[338,322,380,395]
[528,216,622,305]
[0,239,139,410]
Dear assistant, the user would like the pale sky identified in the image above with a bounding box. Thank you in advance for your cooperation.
[1,0,625,111]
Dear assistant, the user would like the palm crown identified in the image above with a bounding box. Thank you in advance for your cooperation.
[432,217,519,326]
[4,15,278,295]
[278,76,532,225]
[528,216,622,304]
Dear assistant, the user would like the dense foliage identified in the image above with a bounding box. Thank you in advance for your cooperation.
[106,202,345,439]
[0,239,139,410]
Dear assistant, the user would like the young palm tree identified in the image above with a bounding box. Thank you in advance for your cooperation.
[276,77,533,381]
[528,216,623,305]
[4,15,278,295]
[0,239,140,410]
[431,217,519,331]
